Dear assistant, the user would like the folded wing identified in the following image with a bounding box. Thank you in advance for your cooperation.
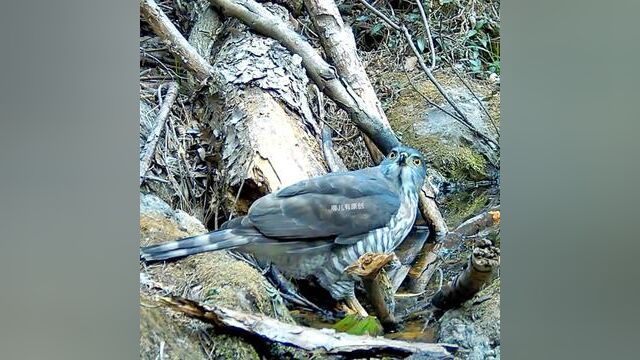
[248,170,400,243]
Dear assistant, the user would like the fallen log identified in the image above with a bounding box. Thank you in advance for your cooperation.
[208,8,327,199]
[160,296,457,358]
[209,0,400,153]
[142,0,327,210]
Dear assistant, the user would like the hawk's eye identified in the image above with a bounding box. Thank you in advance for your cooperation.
[389,151,397,159]
[413,158,422,166]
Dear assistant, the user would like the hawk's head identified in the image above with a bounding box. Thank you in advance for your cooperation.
[380,145,427,192]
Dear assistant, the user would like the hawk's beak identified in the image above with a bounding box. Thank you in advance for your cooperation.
[398,152,407,165]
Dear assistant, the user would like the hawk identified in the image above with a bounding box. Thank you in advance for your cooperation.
[141,145,427,314]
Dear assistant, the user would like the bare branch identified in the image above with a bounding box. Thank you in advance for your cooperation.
[160,296,457,358]
[415,0,437,70]
[304,0,389,163]
[140,82,179,186]
[140,0,214,82]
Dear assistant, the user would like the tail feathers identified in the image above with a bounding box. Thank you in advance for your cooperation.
[140,229,252,262]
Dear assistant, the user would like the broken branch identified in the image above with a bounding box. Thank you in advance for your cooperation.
[139,82,179,186]
[161,295,457,358]
[140,0,214,82]
[431,239,499,310]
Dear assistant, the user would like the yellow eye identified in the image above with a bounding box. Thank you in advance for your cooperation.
[389,151,397,159]
[413,158,422,166]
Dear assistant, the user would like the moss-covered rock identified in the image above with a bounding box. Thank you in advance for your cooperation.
[384,70,500,181]
[139,193,303,359]
[436,279,501,360]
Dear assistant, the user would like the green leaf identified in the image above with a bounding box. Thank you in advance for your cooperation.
[416,37,426,53]
[479,33,489,47]
[333,314,383,336]
[370,22,384,35]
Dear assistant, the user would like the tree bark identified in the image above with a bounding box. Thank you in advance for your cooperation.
[431,239,499,310]
[209,0,400,153]
[209,8,327,198]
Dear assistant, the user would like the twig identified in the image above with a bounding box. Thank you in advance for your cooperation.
[438,29,500,135]
[356,0,499,156]
[415,0,436,71]
[160,296,457,358]
[140,82,179,186]
[317,88,349,172]
[227,156,254,221]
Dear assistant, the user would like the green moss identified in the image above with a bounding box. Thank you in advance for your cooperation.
[441,189,490,228]
[385,72,491,181]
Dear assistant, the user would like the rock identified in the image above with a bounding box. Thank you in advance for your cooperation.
[416,85,499,168]
[436,279,500,360]
[139,193,305,359]
[386,71,500,181]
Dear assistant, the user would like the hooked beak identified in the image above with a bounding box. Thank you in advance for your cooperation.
[398,152,408,165]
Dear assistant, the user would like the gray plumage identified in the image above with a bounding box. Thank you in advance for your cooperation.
[141,146,427,300]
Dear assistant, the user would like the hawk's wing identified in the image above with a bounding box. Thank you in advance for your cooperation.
[247,169,400,244]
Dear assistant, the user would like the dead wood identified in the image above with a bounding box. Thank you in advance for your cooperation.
[160,295,457,358]
[431,239,499,310]
[141,0,326,211]
[139,82,179,186]
[453,207,500,237]
[209,0,400,152]
[407,207,500,293]
[140,0,214,83]
[186,0,223,89]
[322,123,348,172]
[209,7,327,198]
[304,0,387,163]
[345,252,400,330]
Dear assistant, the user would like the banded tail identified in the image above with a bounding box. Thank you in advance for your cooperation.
[140,227,257,262]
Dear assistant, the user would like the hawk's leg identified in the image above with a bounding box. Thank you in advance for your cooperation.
[266,265,336,320]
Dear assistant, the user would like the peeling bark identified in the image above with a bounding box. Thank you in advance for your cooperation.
[210,10,327,195]
[209,0,400,152]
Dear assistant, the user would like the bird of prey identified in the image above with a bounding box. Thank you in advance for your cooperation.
[141,145,427,314]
